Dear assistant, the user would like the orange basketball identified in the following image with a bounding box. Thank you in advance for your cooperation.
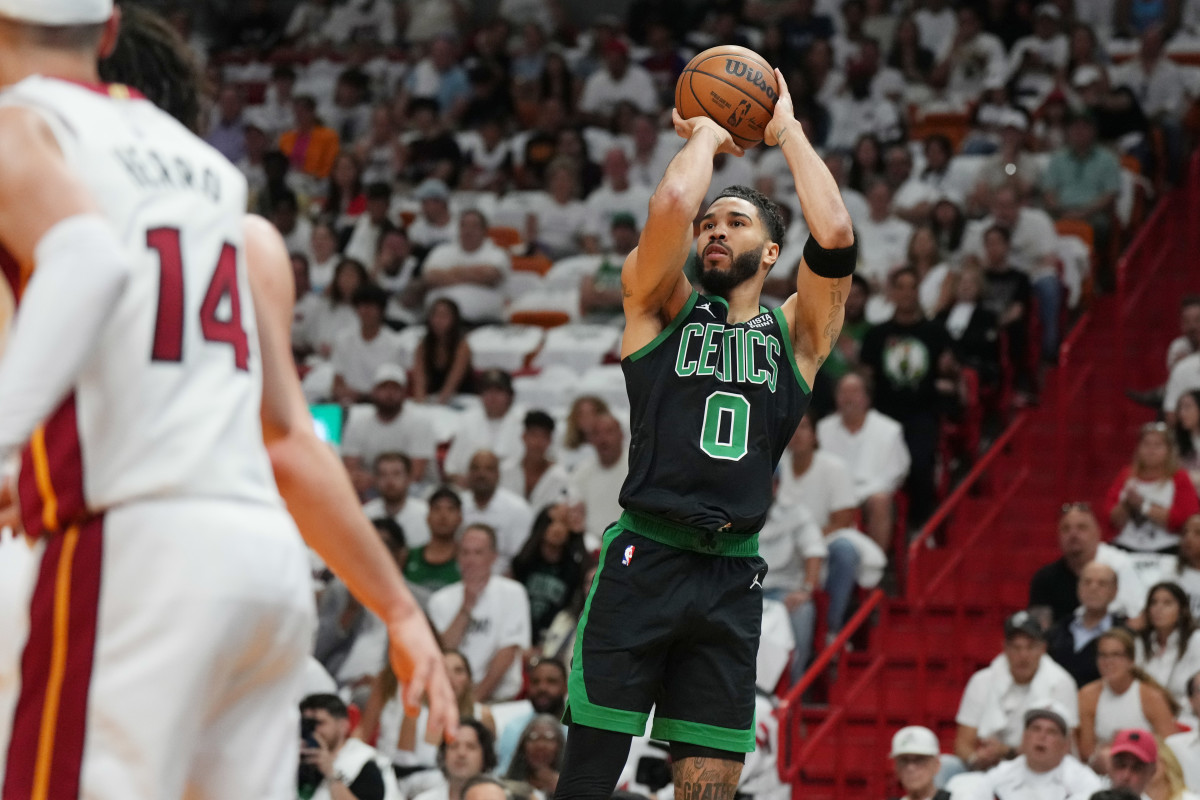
[675,45,779,149]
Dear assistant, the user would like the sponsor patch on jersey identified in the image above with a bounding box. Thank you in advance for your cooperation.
[622,545,636,566]
[745,313,773,329]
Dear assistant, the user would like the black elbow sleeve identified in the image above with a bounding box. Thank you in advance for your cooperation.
[803,229,858,279]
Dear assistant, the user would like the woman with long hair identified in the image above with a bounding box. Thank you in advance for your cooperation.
[307,217,342,295]
[847,133,883,194]
[1079,629,1179,766]
[1174,516,1200,616]
[309,257,368,358]
[511,504,587,644]
[1107,422,1200,552]
[1175,391,1200,494]
[412,298,474,405]
[930,198,967,254]
[1137,582,1200,718]
[557,395,609,473]
[325,152,366,229]
[1147,737,1191,800]
[887,15,935,87]
[504,714,565,797]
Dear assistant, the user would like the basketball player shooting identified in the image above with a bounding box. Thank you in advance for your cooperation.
[0,2,455,798]
[554,68,857,800]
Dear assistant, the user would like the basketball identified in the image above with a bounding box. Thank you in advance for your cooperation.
[675,45,779,148]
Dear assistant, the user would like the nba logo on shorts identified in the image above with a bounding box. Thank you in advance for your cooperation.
[622,545,635,566]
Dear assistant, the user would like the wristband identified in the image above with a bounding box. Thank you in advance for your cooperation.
[803,231,858,279]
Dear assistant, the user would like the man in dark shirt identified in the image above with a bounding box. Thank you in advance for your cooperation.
[401,98,463,186]
[1045,561,1129,687]
[979,225,1035,391]
[860,267,950,525]
[300,694,388,800]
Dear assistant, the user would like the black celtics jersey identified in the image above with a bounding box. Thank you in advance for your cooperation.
[619,291,811,536]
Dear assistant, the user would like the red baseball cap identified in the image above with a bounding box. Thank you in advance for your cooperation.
[1111,729,1158,764]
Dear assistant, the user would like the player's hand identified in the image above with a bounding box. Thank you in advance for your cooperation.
[387,611,459,745]
[763,69,795,147]
[671,108,744,157]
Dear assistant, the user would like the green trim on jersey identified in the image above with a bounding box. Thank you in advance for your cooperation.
[771,307,812,394]
[650,715,757,753]
[565,525,651,735]
[627,291,700,363]
[619,510,760,556]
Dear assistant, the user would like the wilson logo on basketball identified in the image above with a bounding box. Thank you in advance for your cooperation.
[724,60,779,102]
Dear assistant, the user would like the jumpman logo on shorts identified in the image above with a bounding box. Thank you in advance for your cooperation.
[749,572,763,590]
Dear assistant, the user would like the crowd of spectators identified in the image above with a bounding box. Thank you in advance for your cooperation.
[140,0,1200,797]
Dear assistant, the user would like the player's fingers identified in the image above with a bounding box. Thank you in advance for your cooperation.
[401,650,430,718]
[425,668,459,745]
[729,143,746,157]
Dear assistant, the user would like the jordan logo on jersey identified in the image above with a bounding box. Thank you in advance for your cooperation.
[698,302,715,318]
[622,545,636,566]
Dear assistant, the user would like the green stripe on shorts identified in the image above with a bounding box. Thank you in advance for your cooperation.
[650,715,757,753]
[564,523,651,736]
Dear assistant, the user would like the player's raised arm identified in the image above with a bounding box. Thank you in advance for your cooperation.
[765,71,857,388]
[244,215,458,745]
[621,110,743,355]
[0,107,133,460]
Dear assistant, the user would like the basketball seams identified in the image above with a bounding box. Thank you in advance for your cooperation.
[677,47,778,148]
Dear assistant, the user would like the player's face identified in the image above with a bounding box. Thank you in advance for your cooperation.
[697,198,768,297]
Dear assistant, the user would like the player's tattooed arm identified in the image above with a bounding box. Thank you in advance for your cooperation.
[817,278,845,367]
[672,757,741,800]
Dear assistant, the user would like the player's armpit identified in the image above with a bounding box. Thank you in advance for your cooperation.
[0,107,98,266]
[780,268,852,387]
[619,248,693,359]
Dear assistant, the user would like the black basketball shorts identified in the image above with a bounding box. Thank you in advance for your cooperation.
[564,511,767,752]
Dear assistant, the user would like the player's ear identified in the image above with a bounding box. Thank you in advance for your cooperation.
[762,241,780,270]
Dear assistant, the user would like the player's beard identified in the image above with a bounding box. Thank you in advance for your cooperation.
[698,244,763,298]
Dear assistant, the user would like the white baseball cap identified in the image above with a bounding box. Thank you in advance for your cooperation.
[890,726,940,758]
[0,0,113,25]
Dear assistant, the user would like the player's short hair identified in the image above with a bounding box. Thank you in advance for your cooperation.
[463,523,498,552]
[374,452,412,474]
[524,410,555,435]
[300,693,349,719]
[428,486,462,509]
[712,185,785,246]
[98,4,203,132]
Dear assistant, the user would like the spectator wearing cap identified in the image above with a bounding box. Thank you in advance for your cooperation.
[422,209,512,325]
[954,612,1080,773]
[816,372,911,550]
[889,725,949,800]
[331,285,404,405]
[443,370,527,484]
[1166,672,1200,791]
[577,38,659,126]
[972,110,1042,205]
[342,364,437,484]
[344,182,395,274]
[1030,503,1147,628]
[1046,562,1130,688]
[1079,629,1178,768]
[567,413,628,552]
[582,148,653,254]
[279,96,340,181]
[400,99,464,188]
[1007,5,1069,110]
[408,177,458,253]
[501,412,569,515]
[1041,110,1121,269]
[363,452,432,548]
[953,701,1103,800]
[206,84,247,165]
[1109,729,1161,798]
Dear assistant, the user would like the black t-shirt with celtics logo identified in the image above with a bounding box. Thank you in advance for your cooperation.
[859,317,950,419]
[619,291,811,536]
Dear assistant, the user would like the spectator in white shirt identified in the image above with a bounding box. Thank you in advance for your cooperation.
[758,499,828,682]
[408,178,459,252]
[463,451,535,576]
[627,112,682,189]
[816,373,911,549]
[567,413,629,552]
[342,364,438,483]
[1167,674,1200,792]
[444,370,527,483]
[501,411,570,515]
[331,285,404,404]
[309,219,342,296]
[428,525,532,701]
[886,144,941,225]
[422,209,512,325]
[583,148,653,253]
[935,7,1007,107]
[1007,6,1070,110]
[958,702,1102,800]
[343,182,394,268]
[954,612,1080,774]
[1167,354,1200,426]
[529,159,591,260]
[856,178,915,291]
[577,39,659,125]
[363,453,432,550]
[308,258,368,360]
[914,0,957,60]
[1168,297,1200,374]
[291,254,325,358]
[1112,25,1190,122]
[1136,582,1200,717]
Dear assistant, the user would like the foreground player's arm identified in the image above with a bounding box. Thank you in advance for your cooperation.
[765,72,857,389]
[620,110,743,357]
[244,215,457,743]
[0,108,134,462]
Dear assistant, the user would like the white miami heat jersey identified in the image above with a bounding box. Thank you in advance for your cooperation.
[0,77,281,537]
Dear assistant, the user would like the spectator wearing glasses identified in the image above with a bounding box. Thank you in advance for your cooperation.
[1106,423,1200,554]
[887,725,949,800]
[1107,729,1161,799]
[503,714,565,798]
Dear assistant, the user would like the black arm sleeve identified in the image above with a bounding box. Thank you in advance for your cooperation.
[348,761,386,800]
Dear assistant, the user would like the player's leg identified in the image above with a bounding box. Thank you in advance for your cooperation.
[556,724,635,800]
[670,747,746,800]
